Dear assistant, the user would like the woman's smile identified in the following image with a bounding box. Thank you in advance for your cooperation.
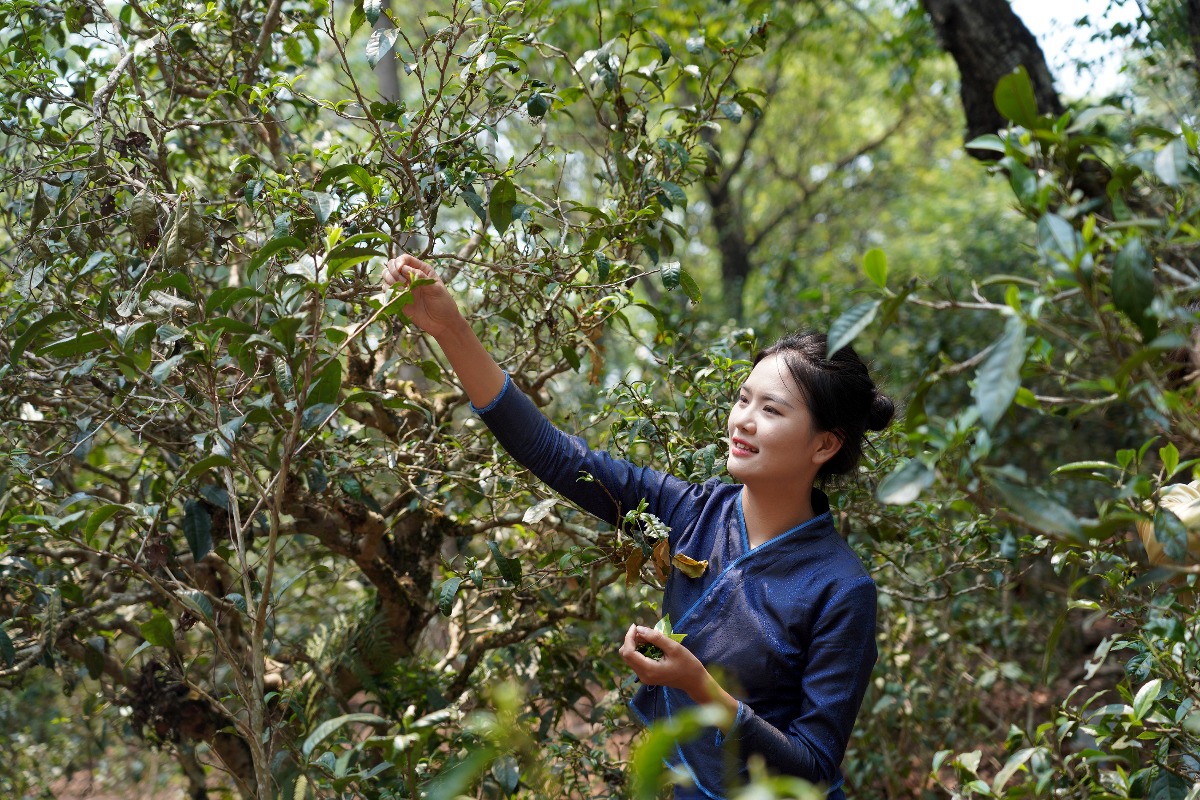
[726,353,836,486]
[729,436,758,456]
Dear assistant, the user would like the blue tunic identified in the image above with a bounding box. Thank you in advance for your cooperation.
[475,375,877,799]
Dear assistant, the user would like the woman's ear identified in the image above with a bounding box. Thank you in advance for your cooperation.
[811,430,843,466]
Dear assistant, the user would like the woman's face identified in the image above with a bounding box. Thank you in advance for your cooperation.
[726,353,840,487]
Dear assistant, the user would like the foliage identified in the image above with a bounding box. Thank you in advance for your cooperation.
[850,61,1200,797]
[3,0,1200,798]
[0,0,769,795]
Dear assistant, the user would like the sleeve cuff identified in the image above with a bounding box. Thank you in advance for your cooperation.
[469,372,511,415]
[714,701,747,746]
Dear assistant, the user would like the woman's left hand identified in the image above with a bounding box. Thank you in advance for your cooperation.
[619,624,709,699]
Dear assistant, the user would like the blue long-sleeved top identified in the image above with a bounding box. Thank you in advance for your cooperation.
[475,375,877,800]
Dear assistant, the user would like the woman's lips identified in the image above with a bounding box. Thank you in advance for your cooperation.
[730,437,758,456]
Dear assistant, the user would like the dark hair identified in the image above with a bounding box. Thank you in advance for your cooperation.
[754,331,894,478]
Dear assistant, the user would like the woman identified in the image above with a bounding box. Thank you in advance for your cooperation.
[382,255,893,799]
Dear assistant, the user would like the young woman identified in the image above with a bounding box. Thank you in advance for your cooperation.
[382,254,894,799]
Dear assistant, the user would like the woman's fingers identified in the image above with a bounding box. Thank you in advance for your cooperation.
[381,254,433,288]
[619,624,653,676]
[634,626,673,650]
[619,623,639,661]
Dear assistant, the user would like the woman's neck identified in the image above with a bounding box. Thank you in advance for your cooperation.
[740,484,816,549]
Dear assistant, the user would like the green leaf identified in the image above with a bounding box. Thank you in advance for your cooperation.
[1112,238,1155,337]
[247,236,305,278]
[1115,333,1188,386]
[366,28,399,69]
[994,66,1038,128]
[487,541,522,585]
[302,713,389,758]
[307,358,343,407]
[678,270,702,303]
[1159,442,1180,479]
[1036,213,1079,266]
[1051,461,1121,475]
[302,403,338,429]
[84,503,127,542]
[140,613,175,648]
[438,577,463,616]
[363,0,383,24]
[954,749,982,776]
[717,101,743,123]
[660,262,681,291]
[349,5,367,33]
[489,178,517,235]
[80,638,105,681]
[11,310,72,366]
[36,331,108,359]
[826,300,881,356]
[1004,156,1037,206]
[863,248,887,288]
[650,32,671,63]
[1154,508,1190,562]
[30,183,54,230]
[992,747,1036,793]
[284,36,304,66]
[419,360,441,381]
[972,316,1027,429]
[179,590,213,620]
[964,134,1006,153]
[303,191,339,226]
[317,164,375,196]
[990,478,1082,540]
[1132,678,1162,721]
[184,454,235,482]
[151,353,186,385]
[425,746,499,800]
[1147,768,1191,800]
[876,459,934,506]
[561,344,581,371]
[526,92,549,117]
[522,498,557,525]
[183,499,213,562]
[461,188,486,222]
[491,755,519,795]
[1067,105,1125,132]
[656,180,687,210]
[1154,138,1189,186]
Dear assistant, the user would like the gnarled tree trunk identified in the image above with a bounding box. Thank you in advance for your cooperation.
[921,0,1063,147]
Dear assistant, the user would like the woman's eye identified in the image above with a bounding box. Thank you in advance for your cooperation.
[763,406,777,415]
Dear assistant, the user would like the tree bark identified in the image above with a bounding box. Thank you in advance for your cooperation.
[375,0,400,104]
[703,173,753,322]
[921,0,1063,149]
[1187,0,1200,78]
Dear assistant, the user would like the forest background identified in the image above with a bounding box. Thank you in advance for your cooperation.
[1,0,1199,798]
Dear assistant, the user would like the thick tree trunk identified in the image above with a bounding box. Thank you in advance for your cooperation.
[1188,0,1200,78]
[375,0,400,104]
[921,0,1063,147]
[704,176,752,322]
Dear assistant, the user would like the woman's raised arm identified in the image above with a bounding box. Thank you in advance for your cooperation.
[381,254,506,409]
[382,256,704,533]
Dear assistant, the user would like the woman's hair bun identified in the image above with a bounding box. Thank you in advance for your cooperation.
[865,392,895,432]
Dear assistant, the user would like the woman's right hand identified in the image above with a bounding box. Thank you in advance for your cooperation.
[381,254,463,340]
